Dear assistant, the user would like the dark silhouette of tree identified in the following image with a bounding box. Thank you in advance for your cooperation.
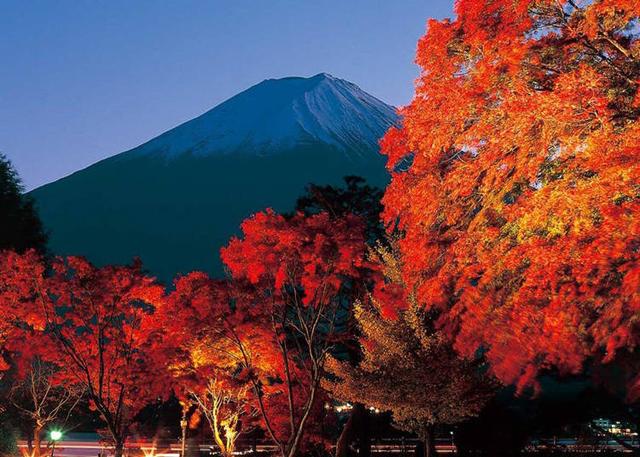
[0,154,47,254]
[454,395,530,457]
[0,412,17,457]
[293,176,385,244]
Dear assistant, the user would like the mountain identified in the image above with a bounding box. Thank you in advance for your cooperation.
[30,73,398,281]
[128,73,396,159]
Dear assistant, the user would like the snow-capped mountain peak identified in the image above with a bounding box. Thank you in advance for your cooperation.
[128,73,398,159]
[31,73,396,280]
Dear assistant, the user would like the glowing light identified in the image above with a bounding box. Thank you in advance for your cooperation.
[141,438,158,457]
[141,448,155,457]
[335,402,353,413]
[141,446,157,457]
[50,431,63,442]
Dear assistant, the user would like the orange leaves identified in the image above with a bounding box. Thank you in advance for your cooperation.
[547,65,611,133]
[455,0,535,42]
[326,242,492,432]
[415,18,462,96]
[380,126,409,172]
[580,0,640,39]
[0,250,51,375]
[382,0,640,396]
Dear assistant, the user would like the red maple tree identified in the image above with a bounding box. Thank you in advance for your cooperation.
[219,210,372,457]
[0,251,169,457]
[382,0,640,396]
[0,250,47,373]
[162,272,258,457]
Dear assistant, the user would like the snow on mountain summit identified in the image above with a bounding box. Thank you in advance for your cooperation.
[128,73,398,159]
[31,73,395,281]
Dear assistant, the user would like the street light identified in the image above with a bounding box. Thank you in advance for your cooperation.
[50,430,63,457]
[180,416,188,457]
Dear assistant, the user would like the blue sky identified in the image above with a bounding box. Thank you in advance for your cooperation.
[1,0,453,190]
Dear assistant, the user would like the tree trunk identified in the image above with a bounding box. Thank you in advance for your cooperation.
[284,382,319,457]
[113,439,125,457]
[180,414,188,457]
[355,405,371,457]
[335,407,356,457]
[421,425,436,457]
[27,435,33,457]
[32,424,42,457]
[335,403,371,457]
[212,428,227,457]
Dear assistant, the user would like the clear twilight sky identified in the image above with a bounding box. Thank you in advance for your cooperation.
[1,0,454,190]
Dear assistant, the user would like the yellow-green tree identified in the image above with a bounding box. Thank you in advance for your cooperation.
[325,245,493,457]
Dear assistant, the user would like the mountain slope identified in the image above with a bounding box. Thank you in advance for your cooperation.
[126,73,396,159]
[30,74,397,281]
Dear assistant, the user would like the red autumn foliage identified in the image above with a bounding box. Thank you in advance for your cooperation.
[162,272,259,457]
[219,210,372,457]
[0,250,169,456]
[382,0,640,397]
[161,269,338,457]
[0,250,47,371]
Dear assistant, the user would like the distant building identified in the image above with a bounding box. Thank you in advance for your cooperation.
[592,418,636,437]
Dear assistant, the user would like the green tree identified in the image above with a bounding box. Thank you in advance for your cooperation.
[0,154,46,456]
[0,154,47,253]
[0,408,17,457]
[326,243,494,457]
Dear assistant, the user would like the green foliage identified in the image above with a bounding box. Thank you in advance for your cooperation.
[0,154,47,254]
[0,413,17,457]
[326,243,494,455]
